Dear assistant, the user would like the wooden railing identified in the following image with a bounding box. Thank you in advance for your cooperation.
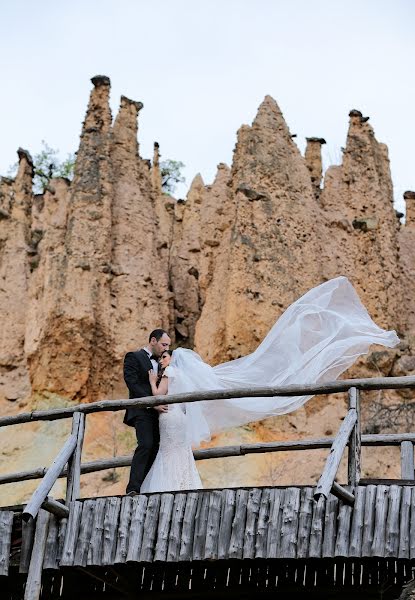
[1,375,415,520]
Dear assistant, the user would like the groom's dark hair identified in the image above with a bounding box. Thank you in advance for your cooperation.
[149,328,168,342]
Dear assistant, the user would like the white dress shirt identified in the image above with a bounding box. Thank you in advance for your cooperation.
[143,347,159,372]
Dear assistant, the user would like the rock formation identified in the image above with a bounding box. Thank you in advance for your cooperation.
[0,76,414,504]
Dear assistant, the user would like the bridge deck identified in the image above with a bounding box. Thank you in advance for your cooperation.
[1,484,415,577]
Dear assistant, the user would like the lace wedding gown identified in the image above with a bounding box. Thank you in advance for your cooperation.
[140,379,203,493]
[140,276,399,493]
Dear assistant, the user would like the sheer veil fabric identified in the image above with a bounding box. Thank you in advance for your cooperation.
[167,277,399,447]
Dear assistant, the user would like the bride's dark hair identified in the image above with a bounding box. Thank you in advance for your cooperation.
[157,349,173,386]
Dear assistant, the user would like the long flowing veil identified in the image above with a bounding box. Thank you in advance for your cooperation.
[168,277,400,446]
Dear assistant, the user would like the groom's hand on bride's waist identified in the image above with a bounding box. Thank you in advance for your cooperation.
[154,405,169,413]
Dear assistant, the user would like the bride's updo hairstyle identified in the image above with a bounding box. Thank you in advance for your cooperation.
[157,349,173,385]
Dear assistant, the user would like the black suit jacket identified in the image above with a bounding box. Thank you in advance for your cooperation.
[123,349,157,426]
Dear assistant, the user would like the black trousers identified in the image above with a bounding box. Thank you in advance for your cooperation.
[126,410,160,493]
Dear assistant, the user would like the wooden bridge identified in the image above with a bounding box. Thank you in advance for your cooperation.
[1,376,415,599]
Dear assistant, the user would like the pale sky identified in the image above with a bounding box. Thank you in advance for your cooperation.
[0,0,413,212]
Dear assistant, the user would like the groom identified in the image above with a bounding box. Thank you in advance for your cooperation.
[123,328,171,495]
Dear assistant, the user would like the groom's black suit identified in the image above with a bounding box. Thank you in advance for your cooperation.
[124,349,159,493]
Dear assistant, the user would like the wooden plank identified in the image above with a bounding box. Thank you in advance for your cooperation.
[24,509,49,600]
[166,493,187,562]
[255,488,271,559]
[60,501,82,566]
[43,514,59,569]
[242,488,262,559]
[335,501,353,557]
[371,485,389,557]
[401,442,414,480]
[154,493,174,562]
[22,434,77,521]
[19,517,36,573]
[228,489,249,559]
[322,494,338,557]
[296,487,314,559]
[278,487,300,559]
[385,485,401,557]
[0,511,14,576]
[361,485,377,556]
[398,486,412,559]
[2,374,415,427]
[139,494,161,562]
[56,516,67,565]
[348,387,361,487]
[114,495,134,564]
[101,497,121,565]
[66,413,86,503]
[126,495,148,563]
[73,499,95,567]
[204,490,222,560]
[348,486,366,557]
[178,492,199,561]
[41,496,69,519]
[192,492,210,560]
[266,488,283,558]
[309,496,326,558]
[217,489,236,560]
[314,408,357,500]
[86,496,106,565]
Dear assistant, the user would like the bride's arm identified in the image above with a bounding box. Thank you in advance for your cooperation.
[148,370,168,396]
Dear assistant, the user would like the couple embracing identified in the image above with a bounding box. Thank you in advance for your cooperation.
[123,277,400,495]
[124,329,202,495]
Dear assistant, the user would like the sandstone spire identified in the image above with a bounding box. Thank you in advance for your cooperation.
[404,191,415,226]
[305,137,326,200]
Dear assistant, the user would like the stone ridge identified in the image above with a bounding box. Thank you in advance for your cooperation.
[0,76,413,406]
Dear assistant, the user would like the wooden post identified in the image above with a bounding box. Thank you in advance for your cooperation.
[66,413,86,504]
[41,496,70,519]
[348,387,361,487]
[24,509,49,600]
[400,441,414,479]
[314,408,357,500]
[22,434,77,521]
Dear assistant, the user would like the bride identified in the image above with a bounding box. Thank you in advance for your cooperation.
[139,276,399,493]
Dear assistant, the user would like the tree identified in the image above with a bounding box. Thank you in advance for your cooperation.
[8,140,75,194]
[160,159,185,194]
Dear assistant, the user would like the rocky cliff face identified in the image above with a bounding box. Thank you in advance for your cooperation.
[1,76,414,504]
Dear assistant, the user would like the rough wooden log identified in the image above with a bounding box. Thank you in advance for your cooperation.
[73,499,95,567]
[114,495,133,564]
[371,485,389,556]
[400,441,414,479]
[228,489,249,559]
[309,496,326,558]
[87,496,106,565]
[126,495,148,563]
[385,485,401,557]
[296,487,314,559]
[154,493,174,562]
[43,514,59,570]
[255,488,271,559]
[41,496,69,519]
[166,493,187,562]
[0,511,14,576]
[361,485,377,556]
[335,499,353,557]
[204,490,222,560]
[398,485,411,559]
[314,409,357,500]
[348,387,361,487]
[410,487,415,560]
[24,509,49,600]
[66,413,85,503]
[19,517,36,573]
[178,492,199,561]
[331,481,355,505]
[348,486,366,557]
[278,487,300,559]
[60,501,82,566]
[2,374,415,427]
[101,497,121,565]
[322,494,338,557]
[139,494,161,562]
[6,432,415,487]
[217,489,236,560]
[266,488,283,558]
[192,492,210,560]
[22,433,77,521]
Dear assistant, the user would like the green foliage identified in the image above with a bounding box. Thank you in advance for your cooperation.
[8,140,75,194]
[160,159,185,194]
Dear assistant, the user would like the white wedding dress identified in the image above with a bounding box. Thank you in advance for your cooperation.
[140,277,399,493]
